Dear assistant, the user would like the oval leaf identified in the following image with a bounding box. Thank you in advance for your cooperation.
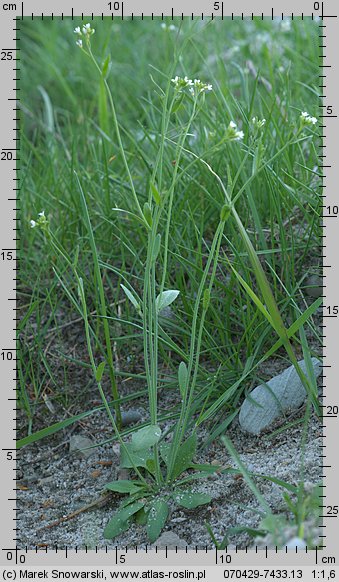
[131,425,162,451]
[147,500,169,543]
[156,290,180,313]
[173,491,211,510]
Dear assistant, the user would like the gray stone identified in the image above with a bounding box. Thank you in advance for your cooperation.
[239,358,321,435]
[155,531,188,549]
[120,410,142,426]
[69,435,96,458]
[304,275,322,298]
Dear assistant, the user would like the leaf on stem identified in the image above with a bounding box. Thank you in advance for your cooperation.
[150,182,161,205]
[156,290,180,313]
[120,284,141,312]
[131,425,162,451]
[95,361,106,382]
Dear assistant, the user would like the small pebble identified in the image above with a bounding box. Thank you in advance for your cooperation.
[120,410,142,426]
[155,531,188,549]
[304,275,322,298]
[69,435,96,458]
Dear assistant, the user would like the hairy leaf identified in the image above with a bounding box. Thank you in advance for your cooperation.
[147,500,169,542]
[173,491,211,509]
[155,290,180,313]
[131,425,162,451]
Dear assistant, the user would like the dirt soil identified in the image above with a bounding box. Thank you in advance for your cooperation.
[17,405,322,550]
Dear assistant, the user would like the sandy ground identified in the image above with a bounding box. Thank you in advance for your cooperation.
[17,406,322,550]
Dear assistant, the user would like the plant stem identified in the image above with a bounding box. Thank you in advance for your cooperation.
[86,45,146,226]
[166,220,225,482]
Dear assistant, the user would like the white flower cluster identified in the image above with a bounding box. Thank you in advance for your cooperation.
[171,75,212,96]
[252,116,266,129]
[300,111,317,125]
[171,75,193,91]
[189,78,213,97]
[74,23,95,48]
[30,211,48,229]
[226,121,244,141]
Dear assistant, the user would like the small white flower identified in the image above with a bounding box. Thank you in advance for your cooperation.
[171,75,193,91]
[184,76,194,86]
[81,23,95,38]
[161,23,166,29]
[226,121,244,141]
[74,26,82,35]
[191,79,213,96]
[169,25,176,31]
[171,75,211,97]
[252,116,266,129]
[76,39,83,48]
[30,210,48,230]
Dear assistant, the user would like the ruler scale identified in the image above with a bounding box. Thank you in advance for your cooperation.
[0,0,338,578]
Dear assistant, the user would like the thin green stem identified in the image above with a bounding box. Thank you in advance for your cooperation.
[167,221,224,482]
[85,44,146,225]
